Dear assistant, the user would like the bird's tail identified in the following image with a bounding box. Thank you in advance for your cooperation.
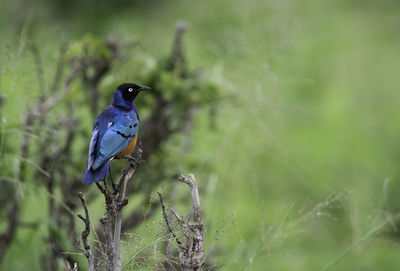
[83,161,110,185]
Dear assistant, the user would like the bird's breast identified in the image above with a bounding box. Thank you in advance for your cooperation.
[116,135,138,158]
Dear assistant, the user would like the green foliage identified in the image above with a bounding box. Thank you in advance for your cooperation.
[1,0,400,270]
[141,57,220,122]
[66,34,112,65]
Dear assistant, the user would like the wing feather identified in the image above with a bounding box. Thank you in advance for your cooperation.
[87,127,99,169]
[92,114,139,169]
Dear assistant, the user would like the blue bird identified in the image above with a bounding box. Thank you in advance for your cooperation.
[83,83,150,185]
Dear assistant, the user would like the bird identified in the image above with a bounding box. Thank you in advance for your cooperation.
[83,83,150,185]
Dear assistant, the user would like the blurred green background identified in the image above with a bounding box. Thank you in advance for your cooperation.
[1,0,400,270]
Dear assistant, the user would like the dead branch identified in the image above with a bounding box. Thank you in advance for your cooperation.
[77,192,94,271]
[94,148,144,271]
[178,174,202,225]
[158,192,183,249]
[65,261,78,271]
[159,174,204,271]
[113,148,144,271]
[97,182,116,271]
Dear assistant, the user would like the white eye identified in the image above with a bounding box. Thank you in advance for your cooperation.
[128,88,133,92]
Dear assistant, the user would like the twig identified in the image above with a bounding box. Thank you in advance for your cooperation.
[77,192,94,271]
[158,192,184,249]
[65,261,78,271]
[170,208,189,240]
[115,147,144,193]
[96,182,107,196]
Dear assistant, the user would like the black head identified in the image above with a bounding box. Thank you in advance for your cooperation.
[116,83,151,101]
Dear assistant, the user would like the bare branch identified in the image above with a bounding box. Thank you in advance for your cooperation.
[170,208,184,225]
[95,182,107,196]
[170,208,190,240]
[65,261,78,271]
[158,192,184,249]
[115,147,144,193]
[92,147,145,270]
[178,174,202,224]
[160,174,204,271]
[112,147,144,271]
[76,192,94,271]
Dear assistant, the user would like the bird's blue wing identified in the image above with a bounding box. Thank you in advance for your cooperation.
[87,126,99,169]
[92,113,139,169]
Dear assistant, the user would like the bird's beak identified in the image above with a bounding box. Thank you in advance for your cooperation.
[139,86,151,91]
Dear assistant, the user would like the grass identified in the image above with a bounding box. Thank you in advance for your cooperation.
[1,0,400,270]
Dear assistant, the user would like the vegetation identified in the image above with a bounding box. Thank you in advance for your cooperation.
[1,0,400,270]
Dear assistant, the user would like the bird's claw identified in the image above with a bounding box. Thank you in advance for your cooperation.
[128,157,136,165]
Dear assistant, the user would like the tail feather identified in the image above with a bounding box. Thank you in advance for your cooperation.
[83,161,110,185]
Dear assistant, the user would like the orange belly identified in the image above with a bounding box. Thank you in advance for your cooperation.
[116,135,137,158]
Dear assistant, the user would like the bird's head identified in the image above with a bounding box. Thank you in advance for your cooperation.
[112,83,151,109]
[117,83,151,101]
